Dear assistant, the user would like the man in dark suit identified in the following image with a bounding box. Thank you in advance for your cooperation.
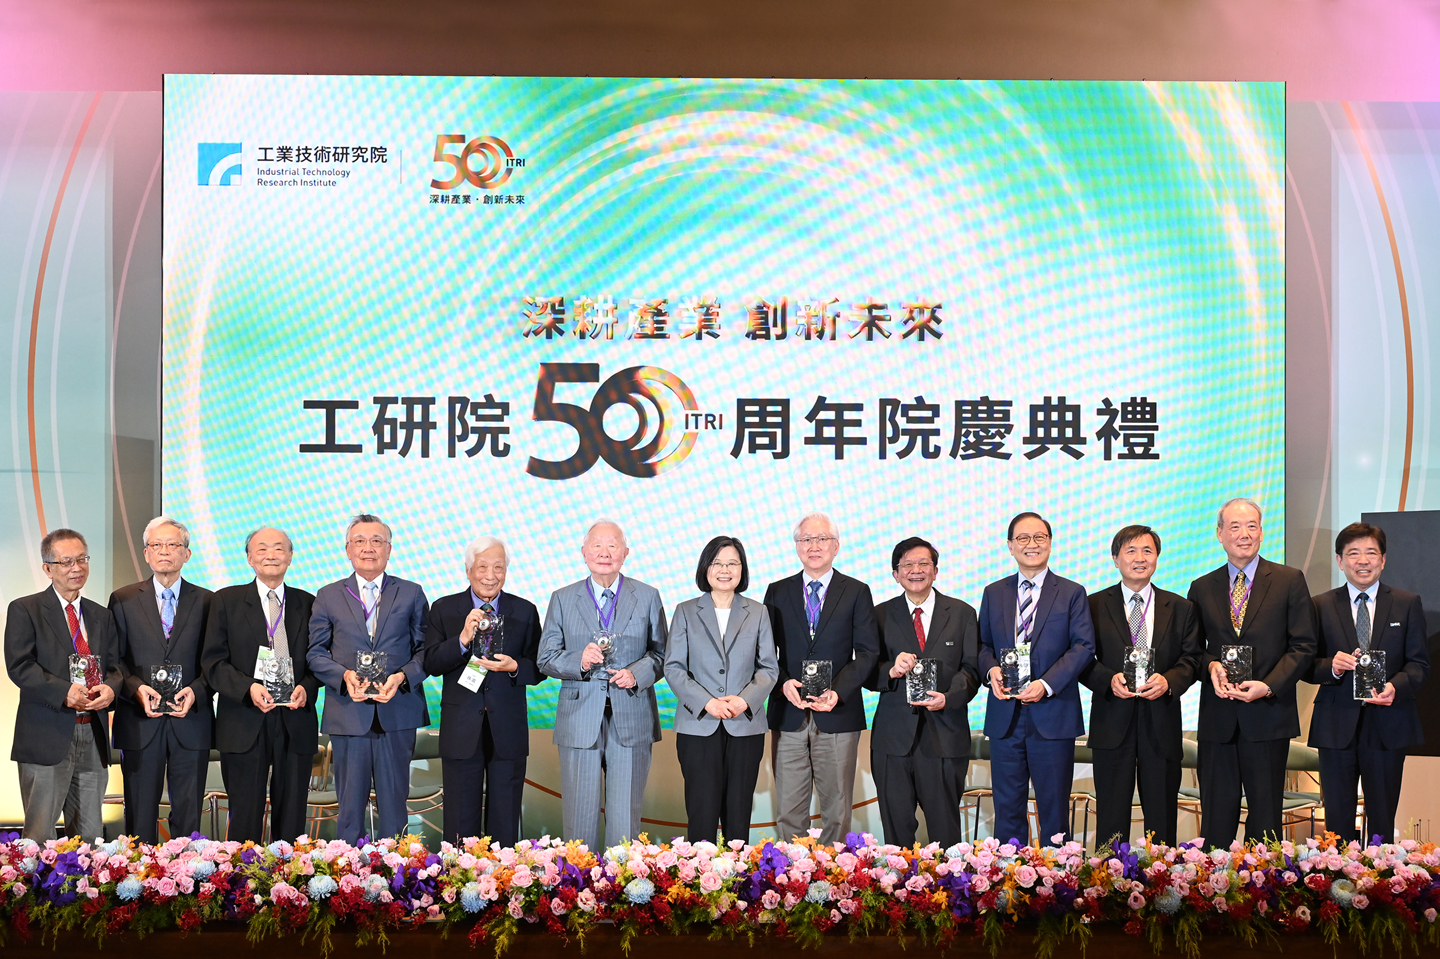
[868,536,979,848]
[423,535,542,847]
[978,511,1095,846]
[4,528,122,841]
[1080,525,1201,846]
[764,512,880,845]
[1188,497,1316,846]
[202,526,319,843]
[110,516,214,843]
[1308,522,1429,845]
[308,514,430,844]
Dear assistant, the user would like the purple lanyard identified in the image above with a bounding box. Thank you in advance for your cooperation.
[345,577,383,627]
[1228,572,1254,625]
[266,593,287,647]
[585,575,623,631]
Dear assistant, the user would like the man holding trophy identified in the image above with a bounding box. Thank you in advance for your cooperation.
[537,520,667,852]
[868,536,979,848]
[308,514,430,844]
[203,526,318,842]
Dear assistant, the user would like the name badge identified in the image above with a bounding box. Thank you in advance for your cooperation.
[254,645,277,679]
[457,655,487,692]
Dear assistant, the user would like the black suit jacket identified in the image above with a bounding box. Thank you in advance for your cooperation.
[1307,583,1429,750]
[422,589,543,761]
[867,590,980,758]
[1188,557,1317,742]
[4,589,124,766]
[764,570,880,733]
[1080,582,1201,758]
[201,581,319,755]
[110,577,214,751]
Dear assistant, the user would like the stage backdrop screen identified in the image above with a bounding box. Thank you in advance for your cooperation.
[162,76,1284,731]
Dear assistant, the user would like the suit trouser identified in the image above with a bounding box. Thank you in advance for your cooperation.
[18,719,107,842]
[1317,710,1406,845]
[558,709,652,851]
[989,708,1075,846]
[872,744,967,848]
[675,724,765,844]
[772,716,861,846]
[122,721,207,843]
[1091,707,1181,846]
[333,725,417,844]
[1198,733,1288,846]
[220,710,313,843]
[443,711,526,848]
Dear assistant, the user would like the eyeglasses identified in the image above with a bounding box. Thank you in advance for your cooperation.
[794,535,836,546]
[897,561,934,572]
[709,561,742,571]
[45,555,90,569]
[146,541,188,552]
[349,536,390,548]
[1011,533,1050,546]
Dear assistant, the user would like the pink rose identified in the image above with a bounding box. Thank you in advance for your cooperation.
[839,898,858,915]
[1425,908,1437,923]
[972,876,990,893]
[700,871,723,893]
[510,867,534,888]
[1015,865,1038,888]
[1353,894,1370,909]
[678,863,696,883]
[761,889,781,910]
[905,875,927,892]
[1127,891,1145,910]
[427,905,441,919]
[157,877,178,897]
[578,890,598,912]
[656,850,678,868]
[783,892,800,910]
[551,897,569,915]
[508,897,524,918]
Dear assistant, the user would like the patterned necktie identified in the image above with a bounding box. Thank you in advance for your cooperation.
[66,602,100,687]
[805,581,822,634]
[1230,571,1248,636]
[364,582,379,639]
[1129,593,1147,653]
[913,607,927,652]
[161,587,176,639]
[600,589,614,625]
[268,589,290,660]
[481,602,495,617]
[1356,592,1371,651]
[1016,579,1035,643]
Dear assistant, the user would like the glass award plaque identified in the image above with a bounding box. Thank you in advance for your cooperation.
[474,613,504,659]
[1220,645,1253,685]
[1124,645,1153,691]
[355,650,389,696]
[149,663,184,713]
[800,659,832,700]
[260,654,295,701]
[1354,649,1387,700]
[69,653,100,688]
[593,630,616,671]
[1000,646,1030,692]
[905,658,939,705]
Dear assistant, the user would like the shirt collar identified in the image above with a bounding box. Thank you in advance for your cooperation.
[1018,567,1048,590]
[1346,580,1379,604]
[472,589,501,609]
[804,568,836,592]
[155,575,184,598]
[356,571,385,591]
[256,579,286,605]
[589,575,622,597]
[1121,582,1153,607]
[1227,556,1260,585]
[52,585,83,610]
[906,589,936,618]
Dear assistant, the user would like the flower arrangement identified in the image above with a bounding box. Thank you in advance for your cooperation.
[1,829,1437,957]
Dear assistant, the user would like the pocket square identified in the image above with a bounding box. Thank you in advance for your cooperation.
[1390,622,1401,627]
[945,641,955,646]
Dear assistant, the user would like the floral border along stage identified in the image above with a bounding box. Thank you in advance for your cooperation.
[1,830,1438,957]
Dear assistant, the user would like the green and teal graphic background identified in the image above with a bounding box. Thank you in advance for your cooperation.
[163,76,1284,731]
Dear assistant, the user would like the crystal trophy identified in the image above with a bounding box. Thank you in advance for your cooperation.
[1000,647,1030,692]
[69,653,100,688]
[1354,649,1387,700]
[474,613,504,659]
[800,659,832,700]
[593,630,616,672]
[355,650,389,697]
[261,654,295,701]
[1123,645,1154,692]
[1220,645,1253,685]
[905,658,939,705]
[149,663,184,713]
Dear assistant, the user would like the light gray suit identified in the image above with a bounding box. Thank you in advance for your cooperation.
[537,574,666,850]
[665,594,777,737]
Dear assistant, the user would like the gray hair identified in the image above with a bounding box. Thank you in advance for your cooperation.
[244,527,294,556]
[584,518,627,548]
[346,513,393,544]
[143,515,191,548]
[464,535,512,568]
[1216,498,1263,528]
[40,528,87,563]
[792,512,839,541]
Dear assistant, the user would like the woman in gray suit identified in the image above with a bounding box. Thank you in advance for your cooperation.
[664,536,779,843]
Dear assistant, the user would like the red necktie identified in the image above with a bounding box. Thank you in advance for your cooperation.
[913,607,926,652]
[66,602,100,687]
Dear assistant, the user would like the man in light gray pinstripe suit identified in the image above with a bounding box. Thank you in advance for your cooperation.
[537,520,668,851]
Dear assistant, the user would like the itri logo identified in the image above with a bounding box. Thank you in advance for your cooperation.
[526,364,720,479]
[197,142,243,186]
[429,135,523,190]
